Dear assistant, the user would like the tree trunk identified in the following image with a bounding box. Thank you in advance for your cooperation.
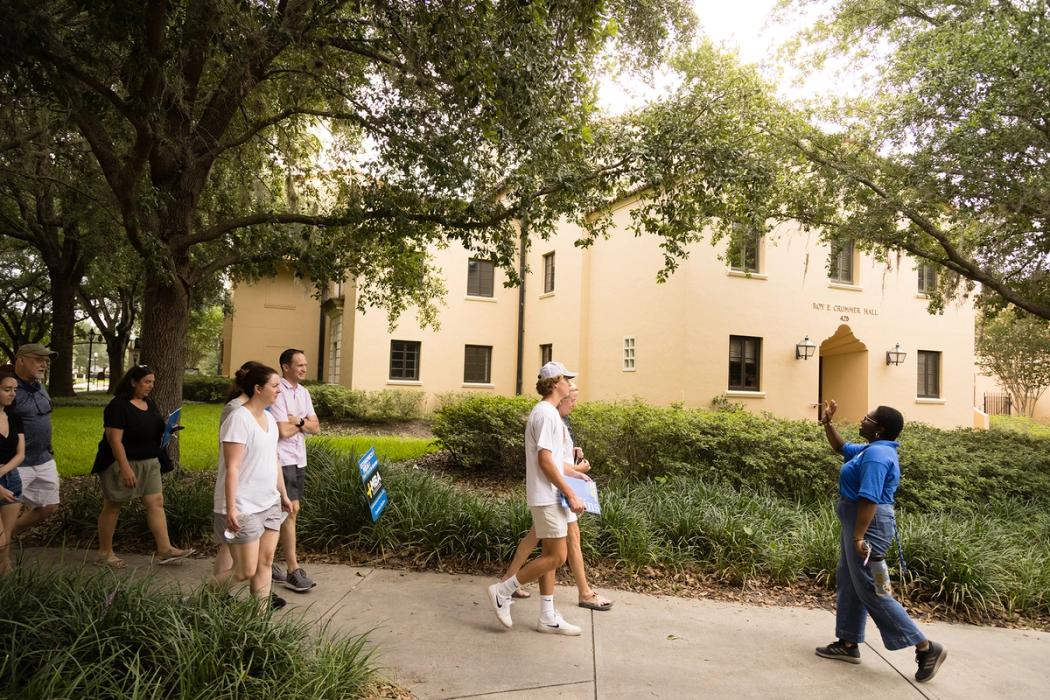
[140,271,190,468]
[105,335,128,393]
[47,272,79,397]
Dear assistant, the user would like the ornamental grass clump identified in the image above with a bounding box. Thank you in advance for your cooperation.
[0,567,375,699]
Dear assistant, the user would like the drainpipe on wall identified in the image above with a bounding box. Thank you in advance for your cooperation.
[514,217,529,395]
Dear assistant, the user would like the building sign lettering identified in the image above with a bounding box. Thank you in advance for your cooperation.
[812,302,879,316]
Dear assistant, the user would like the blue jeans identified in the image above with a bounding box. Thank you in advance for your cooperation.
[835,499,926,650]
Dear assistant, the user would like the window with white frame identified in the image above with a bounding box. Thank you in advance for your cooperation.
[327,313,342,384]
[539,344,552,365]
[467,258,495,297]
[728,335,761,391]
[623,337,636,371]
[917,350,941,398]
[829,240,855,284]
[389,340,421,381]
[542,252,555,293]
[917,264,937,294]
[729,228,761,273]
[463,345,492,384]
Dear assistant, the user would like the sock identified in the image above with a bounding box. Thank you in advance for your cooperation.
[539,595,556,621]
[497,576,519,598]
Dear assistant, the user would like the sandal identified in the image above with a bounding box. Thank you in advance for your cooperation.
[95,554,126,570]
[155,547,196,565]
[578,592,613,611]
[511,587,532,599]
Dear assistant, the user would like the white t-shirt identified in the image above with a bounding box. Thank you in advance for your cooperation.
[525,400,566,506]
[213,405,280,515]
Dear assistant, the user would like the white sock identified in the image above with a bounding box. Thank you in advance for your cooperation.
[497,576,519,598]
[539,595,556,621]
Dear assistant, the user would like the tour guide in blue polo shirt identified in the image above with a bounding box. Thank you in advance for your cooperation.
[813,401,947,683]
[8,344,61,539]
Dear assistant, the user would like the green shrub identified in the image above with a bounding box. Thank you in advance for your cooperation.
[431,394,534,472]
[310,384,424,423]
[432,395,1050,512]
[42,444,1050,620]
[181,374,232,403]
[0,567,375,698]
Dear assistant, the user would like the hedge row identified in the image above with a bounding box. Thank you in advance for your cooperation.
[181,375,423,423]
[432,395,1050,513]
[44,445,1050,621]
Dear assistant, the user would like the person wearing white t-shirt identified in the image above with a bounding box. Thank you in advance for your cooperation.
[211,364,292,609]
[486,361,585,634]
[500,383,613,610]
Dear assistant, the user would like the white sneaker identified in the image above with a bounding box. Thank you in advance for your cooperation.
[536,613,582,636]
[487,583,513,628]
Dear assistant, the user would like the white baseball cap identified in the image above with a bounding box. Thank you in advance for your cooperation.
[538,361,577,379]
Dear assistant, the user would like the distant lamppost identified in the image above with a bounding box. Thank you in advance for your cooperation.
[86,330,96,391]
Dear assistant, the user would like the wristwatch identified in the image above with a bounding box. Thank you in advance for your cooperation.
[297,417,305,428]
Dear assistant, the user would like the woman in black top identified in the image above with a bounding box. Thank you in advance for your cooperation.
[0,370,25,574]
[92,365,194,569]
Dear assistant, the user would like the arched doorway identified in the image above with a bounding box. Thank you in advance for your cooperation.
[819,325,868,423]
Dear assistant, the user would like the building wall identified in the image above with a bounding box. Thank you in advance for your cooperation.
[223,207,978,428]
[223,268,321,374]
[342,242,519,403]
[522,204,976,428]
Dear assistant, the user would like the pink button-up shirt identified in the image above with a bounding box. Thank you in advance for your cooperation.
[271,377,316,467]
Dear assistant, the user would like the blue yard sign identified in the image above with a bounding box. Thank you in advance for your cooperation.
[357,447,388,521]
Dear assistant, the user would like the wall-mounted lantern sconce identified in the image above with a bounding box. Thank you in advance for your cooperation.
[795,336,817,360]
[886,342,907,366]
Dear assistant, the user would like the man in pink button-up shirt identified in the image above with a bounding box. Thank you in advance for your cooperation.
[270,349,320,593]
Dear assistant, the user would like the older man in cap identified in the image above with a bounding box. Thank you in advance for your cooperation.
[9,344,61,537]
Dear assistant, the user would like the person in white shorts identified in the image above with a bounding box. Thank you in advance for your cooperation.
[212,364,292,610]
[502,383,613,610]
[8,344,61,539]
[486,361,585,635]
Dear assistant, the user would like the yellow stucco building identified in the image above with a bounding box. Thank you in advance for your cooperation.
[222,201,980,428]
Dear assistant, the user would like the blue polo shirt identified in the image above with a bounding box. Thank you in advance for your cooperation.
[838,441,901,504]
[10,377,54,465]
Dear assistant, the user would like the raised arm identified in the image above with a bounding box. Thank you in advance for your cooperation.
[821,400,846,455]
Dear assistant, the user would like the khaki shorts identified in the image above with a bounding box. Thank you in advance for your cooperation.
[97,458,163,503]
[17,459,61,507]
[530,504,569,540]
[213,503,286,545]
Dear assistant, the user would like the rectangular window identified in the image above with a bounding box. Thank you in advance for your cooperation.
[327,313,343,384]
[917,264,937,294]
[463,345,492,384]
[389,340,421,381]
[543,252,556,293]
[729,228,760,273]
[623,337,636,371]
[917,350,941,398]
[539,344,552,365]
[829,240,855,283]
[728,335,761,391]
[467,258,495,297]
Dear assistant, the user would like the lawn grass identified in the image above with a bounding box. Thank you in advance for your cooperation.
[991,414,1050,439]
[51,403,436,477]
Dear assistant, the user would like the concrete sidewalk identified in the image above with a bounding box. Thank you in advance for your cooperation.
[20,548,1049,699]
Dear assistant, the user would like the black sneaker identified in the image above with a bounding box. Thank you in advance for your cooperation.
[815,640,861,664]
[915,640,946,682]
[269,592,287,611]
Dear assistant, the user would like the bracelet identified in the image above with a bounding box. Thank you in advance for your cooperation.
[853,538,865,541]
